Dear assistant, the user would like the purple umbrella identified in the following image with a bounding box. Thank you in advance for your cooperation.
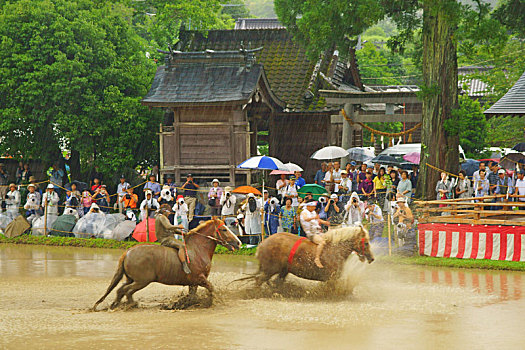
[403,152,420,164]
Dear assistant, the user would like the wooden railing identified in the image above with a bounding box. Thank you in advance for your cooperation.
[415,195,525,226]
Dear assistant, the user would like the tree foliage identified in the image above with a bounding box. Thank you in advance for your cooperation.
[0,0,161,178]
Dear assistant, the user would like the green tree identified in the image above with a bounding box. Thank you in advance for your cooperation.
[445,94,488,158]
[221,0,252,20]
[129,0,234,48]
[0,0,161,180]
[274,0,518,198]
[485,116,524,148]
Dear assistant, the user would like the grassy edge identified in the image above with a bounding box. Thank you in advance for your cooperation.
[0,234,257,255]
[380,255,525,271]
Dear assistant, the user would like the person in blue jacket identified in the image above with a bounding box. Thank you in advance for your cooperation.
[264,196,281,236]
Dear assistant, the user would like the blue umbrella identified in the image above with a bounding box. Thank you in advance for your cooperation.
[461,159,480,177]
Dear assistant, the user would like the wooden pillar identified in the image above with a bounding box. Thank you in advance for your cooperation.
[341,103,355,167]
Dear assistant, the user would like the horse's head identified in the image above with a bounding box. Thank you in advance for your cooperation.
[355,224,374,264]
[209,218,242,252]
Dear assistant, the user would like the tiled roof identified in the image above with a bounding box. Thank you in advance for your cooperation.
[178,29,358,112]
[234,18,285,30]
[458,66,493,98]
[484,70,525,116]
[142,51,267,106]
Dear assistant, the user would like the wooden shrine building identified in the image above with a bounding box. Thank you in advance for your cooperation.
[142,27,363,185]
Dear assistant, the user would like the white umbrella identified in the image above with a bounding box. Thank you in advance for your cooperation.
[284,162,303,172]
[311,146,349,160]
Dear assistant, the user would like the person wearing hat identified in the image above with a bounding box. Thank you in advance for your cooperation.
[24,183,41,224]
[143,174,161,199]
[300,200,330,268]
[93,184,111,213]
[241,193,262,245]
[0,163,9,209]
[325,193,344,225]
[116,175,131,214]
[339,170,352,203]
[264,195,280,236]
[155,204,191,274]
[344,192,363,226]
[365,200,384,240]
[494,168,513,209]
[393,196,417,254]
[220,186,236,218]
[284,176,299,208]
[164,174,177,196]
[42,183,60,216]
[181,174,200,222]
[140,190,160,220]
[172,195,189,231]
[158,185,175,207]
[5,183,20,217]
[208,179,223,216]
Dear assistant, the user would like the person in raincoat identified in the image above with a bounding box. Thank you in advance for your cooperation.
[242,193,262,245]
[264,196,280,236]
[24,184,41,225]
[42,184,60,216]
[344,192,363,226]
[5,183,21,217]
[220,186,236,218]
[140,190,159,220]
[172,195,189,231]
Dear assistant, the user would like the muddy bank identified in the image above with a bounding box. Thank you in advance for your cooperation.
[1,244,525,349]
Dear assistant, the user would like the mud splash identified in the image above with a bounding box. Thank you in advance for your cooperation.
[1,244,525,349]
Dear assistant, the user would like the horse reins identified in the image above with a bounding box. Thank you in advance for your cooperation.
[360,237,366,256]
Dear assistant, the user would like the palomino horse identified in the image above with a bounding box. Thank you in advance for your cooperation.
[252,225,374,285]
[93,219,241,310]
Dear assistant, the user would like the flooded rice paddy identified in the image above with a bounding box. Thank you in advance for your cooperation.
[1,244,525,349]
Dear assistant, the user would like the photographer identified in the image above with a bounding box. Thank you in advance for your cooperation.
[264,196,280,236]
[220,186,237,217]
[365,201,384,240]
[325,193,344,225]
[116,175,131,214]
[121,187,138,222]
[158,185,175,207]
[208,179,223,216]
[5,183,20,216]
[42,184,60,216]
[140,190,159,220]
[344,192,363,226]
[93,185,110,214]
[172,195,189,231]
[24,183,41,225]
[181,174,199,222]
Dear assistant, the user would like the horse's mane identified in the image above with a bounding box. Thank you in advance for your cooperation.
[186,219,220,235]
[324,225,369,245]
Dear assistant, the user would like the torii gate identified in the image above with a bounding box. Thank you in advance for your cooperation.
[320,88,423,164]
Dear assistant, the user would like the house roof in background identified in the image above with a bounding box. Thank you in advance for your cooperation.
[458,65,494,98]
[484,70,525,116]
[178,29,361,112]
[142,51,273,106]
[235,18,285,30]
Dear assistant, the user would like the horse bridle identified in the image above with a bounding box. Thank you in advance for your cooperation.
[192,221,233,249]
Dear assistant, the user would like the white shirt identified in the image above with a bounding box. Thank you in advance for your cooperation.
[276,179,289,198]
[284,184,299,207]
[324,169,342,191]
[300,209,321,236]
[5,190,21,210]
[516,178,525,201]
[339,177,352,193]
[220,192,237,216]
[173,202,189,218]
[117,182,130,197]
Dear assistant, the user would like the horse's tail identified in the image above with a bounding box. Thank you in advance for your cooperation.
[92,252,127,311]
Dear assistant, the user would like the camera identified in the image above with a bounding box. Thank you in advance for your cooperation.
[270,198,278,206]
[226,192,231,197]
[178,198,185,205]
[319,197,327,204]
[352,199,357,203]
[364,208,370,215]
[125,194,131,200]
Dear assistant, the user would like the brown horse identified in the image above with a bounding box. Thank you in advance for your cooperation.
[93,219,241,310]
[250,225,374,286]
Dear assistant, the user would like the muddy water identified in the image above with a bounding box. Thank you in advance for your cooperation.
[1,245,525,349]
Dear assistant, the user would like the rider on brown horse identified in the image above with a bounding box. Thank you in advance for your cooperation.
[300,201,330,268]
[156,204,191,274]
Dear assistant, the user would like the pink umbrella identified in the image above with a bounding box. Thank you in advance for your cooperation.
[270,169,294,175]
[403,152,420,164]
[132,218,157,242]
